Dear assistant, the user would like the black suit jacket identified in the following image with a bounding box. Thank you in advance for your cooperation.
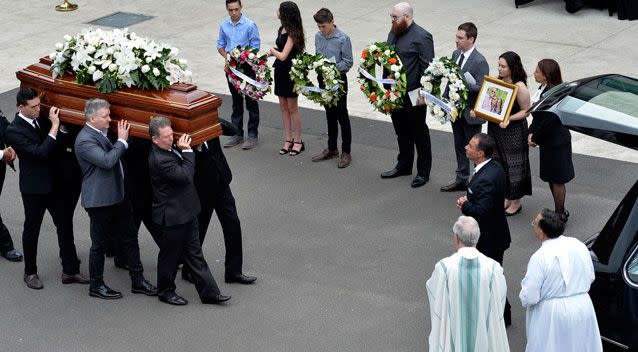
[461,159,511,252]
[0,110,10,194]
[149,144,201,227]
[6,113,61,194]
[194,138,232,203]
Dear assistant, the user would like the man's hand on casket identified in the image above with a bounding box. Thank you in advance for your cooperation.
[177,134,192,150]
[48,106,60,127]
[117,120,130,141]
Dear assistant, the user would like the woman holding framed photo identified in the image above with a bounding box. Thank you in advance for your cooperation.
[483,51,532,216]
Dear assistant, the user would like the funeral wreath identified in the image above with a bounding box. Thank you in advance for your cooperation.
[420,56,468,124]
[225,46,272,100]
[290,52,345,107]
[358,42,406,114]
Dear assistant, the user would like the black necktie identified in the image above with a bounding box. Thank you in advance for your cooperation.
[33,119,41,132]
[458,53,465,68]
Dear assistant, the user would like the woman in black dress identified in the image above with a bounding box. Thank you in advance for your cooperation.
[485,51,532,216]
[528,59,574,222]
[268,1,305,156]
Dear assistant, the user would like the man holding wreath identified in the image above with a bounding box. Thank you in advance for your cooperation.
[381,2,434,188]
[217,0,261,150]
[311,8,354,168]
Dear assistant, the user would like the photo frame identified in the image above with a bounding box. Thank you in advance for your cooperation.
[473,76,519,124]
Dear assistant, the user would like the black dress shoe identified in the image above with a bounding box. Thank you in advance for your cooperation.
[440,181,467,192]
[410,175,429,188]
[1,249,23,262]
[380,168,411,179]
[225,273,257,284]
[201,294,231,304]
[131,279,158,296]
[89,284,123,299]
[181,269,196,284]
[159,292,188,306]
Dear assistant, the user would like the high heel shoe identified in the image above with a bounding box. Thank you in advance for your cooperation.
[289,141,305,156]
[279,140,293,155]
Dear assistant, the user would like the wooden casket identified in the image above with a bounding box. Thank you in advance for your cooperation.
[16,57,222,145]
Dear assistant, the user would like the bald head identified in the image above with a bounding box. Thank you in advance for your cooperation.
[393,2,413,16]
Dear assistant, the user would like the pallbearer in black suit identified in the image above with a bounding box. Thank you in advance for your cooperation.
[148,116,231,306]
[6,88,88,289]
[183,120,256,285]
[0,109,21,263]
[440,22,490,193]
[456,133,512,326]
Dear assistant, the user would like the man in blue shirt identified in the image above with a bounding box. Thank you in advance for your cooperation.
[311,8,353,169]
[217,0,261,150]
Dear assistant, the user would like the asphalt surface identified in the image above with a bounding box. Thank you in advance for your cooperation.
[0,88,635,351]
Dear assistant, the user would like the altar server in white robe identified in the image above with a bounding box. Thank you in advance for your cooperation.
[427,215,510,352]
[520,209,602,352]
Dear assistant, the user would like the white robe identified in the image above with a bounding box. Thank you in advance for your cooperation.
[519,235,603,352]
[426,247,510,352]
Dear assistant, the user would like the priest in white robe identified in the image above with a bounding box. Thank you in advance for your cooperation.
[520,209,602,352]
[426,216,510,352]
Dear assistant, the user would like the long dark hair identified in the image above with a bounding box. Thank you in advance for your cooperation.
[537,59,563,89]
[278,1,305,52]
[499,51,527,85]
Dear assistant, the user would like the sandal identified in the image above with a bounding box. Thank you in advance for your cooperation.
[279,140,293,155]
[289,141,305,156]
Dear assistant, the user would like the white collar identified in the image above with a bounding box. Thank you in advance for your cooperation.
[458,247,480,259]
[460,46,475,58]
[86,122,107,136]
[18,112,36,126]
[474,158,492,174]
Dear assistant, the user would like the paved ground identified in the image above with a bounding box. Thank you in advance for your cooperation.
[0,1,636,351]
[0,87,636,351]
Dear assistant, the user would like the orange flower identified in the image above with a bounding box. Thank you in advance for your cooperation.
[370,93,377,102]
[394,91,399,97]
[388,57,397,65]
[384,106,392,111]
[361,50,367,59]
[375,52,382,57]
[385,90,391,98]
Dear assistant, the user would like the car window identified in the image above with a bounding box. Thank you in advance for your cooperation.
[624,243,638,288]
[590,180,638,265]
[572,75,638,118]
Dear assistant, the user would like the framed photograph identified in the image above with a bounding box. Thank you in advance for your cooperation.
[473,76,519,124]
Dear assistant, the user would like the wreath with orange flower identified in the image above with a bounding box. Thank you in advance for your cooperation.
[357,42,407,114]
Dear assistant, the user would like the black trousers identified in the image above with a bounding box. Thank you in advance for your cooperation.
[323,73,351,153]
[451,118,482,184]
[390,104,432,177]
[195,185,243,276]
[86,200,144,288]
[21,193,80,275]
[158,218,220,300]
[0,167,15,253]
[480,244,511,321]
[227,79,260,138]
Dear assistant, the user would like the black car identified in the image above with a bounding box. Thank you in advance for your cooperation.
[534,74,638,351]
